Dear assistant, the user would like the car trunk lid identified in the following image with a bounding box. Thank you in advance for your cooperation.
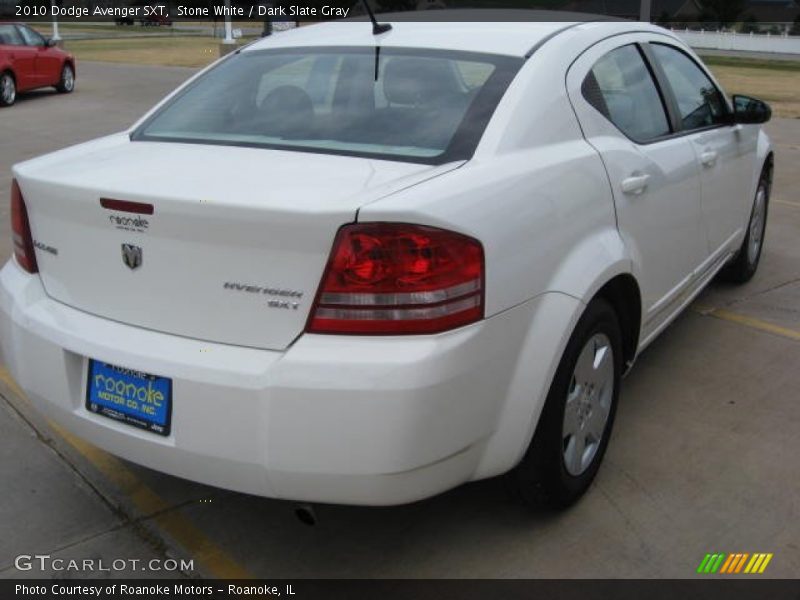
[16,137,460,350]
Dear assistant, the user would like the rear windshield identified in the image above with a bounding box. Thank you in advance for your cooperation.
[132,47,523,164]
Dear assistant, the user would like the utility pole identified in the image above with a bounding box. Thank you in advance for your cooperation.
[50,0,61,44]
[219,0,236,57]
[640,0,651,22]
[223,0,234,45]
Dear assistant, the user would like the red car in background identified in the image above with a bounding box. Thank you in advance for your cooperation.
[0,22,75,107]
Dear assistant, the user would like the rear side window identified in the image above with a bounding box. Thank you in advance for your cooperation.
[0,24,24,46]
[650,44,728,131]
[583,44,671,143]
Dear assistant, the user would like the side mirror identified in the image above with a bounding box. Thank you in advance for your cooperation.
[45,38,57,47]
[732,95,772,125]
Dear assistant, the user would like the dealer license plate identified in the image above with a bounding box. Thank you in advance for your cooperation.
[86,360,172,436]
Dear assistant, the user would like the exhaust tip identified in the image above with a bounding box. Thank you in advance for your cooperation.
[295,504,317,526]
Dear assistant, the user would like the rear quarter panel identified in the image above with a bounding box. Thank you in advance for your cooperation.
[359,30,629,315]
[41,47,66,84]
[359,36,634,476]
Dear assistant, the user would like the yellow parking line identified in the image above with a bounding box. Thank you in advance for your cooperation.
[774,199,800,209]
[48,421,253,579]
[706,308,800,342]
[0,366,253,579]
[0,366,27,401]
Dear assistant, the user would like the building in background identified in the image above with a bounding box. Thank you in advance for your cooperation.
[561,0,700,20]
[745,0,800,32]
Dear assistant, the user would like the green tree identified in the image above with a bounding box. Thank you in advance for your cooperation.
[377,0,417,11]
[741,14,759,34]
[698,0,747,28]
[790,14,800,36]
[656,10,672,26]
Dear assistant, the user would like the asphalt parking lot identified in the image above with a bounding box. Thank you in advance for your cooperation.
[1,61,799,580]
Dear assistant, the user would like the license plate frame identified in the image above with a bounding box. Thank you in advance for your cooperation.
[85,360,172,437]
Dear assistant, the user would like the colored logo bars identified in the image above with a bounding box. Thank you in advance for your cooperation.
[697,553,774,575]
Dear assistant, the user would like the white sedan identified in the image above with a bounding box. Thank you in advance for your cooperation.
[0,17,773,508]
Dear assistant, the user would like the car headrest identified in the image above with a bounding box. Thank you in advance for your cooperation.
[261,85,314,117]
[259,85,314,137]
[383,57,458,106]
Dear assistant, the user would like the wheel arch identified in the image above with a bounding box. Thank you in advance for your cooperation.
[592,273,642,371]
[548,226,642,369]
[763,150,774,191]
[472,271,643,481]
[472,267,643,480]
[755,129,773,194]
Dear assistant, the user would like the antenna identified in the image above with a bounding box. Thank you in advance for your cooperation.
[360,0,392,35]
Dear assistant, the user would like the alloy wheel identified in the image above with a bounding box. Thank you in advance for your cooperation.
[1,74,15,105]
[562,333,615,476]
[62,66,74,92]
[748,184,767,266]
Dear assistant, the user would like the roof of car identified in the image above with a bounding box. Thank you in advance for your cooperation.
[245,10,635,58]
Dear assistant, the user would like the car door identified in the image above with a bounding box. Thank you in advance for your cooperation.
[647,42,757,258]
[567,35,707,335]
[0,23,36,90]
[17,25,59,86]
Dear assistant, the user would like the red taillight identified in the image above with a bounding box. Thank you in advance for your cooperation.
[308,223,484,335]
[11,179,38,274]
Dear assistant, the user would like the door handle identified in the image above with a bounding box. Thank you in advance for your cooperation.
[621,174,650,195]
[700,150,718,167]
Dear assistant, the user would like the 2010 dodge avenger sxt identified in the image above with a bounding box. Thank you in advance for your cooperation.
[0,16,773,507]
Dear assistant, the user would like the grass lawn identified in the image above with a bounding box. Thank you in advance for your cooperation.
[64,36,241,68]
[702,56,800,119]
[36,23,187,36]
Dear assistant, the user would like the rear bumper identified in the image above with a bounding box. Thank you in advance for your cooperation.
[0,258,576,505]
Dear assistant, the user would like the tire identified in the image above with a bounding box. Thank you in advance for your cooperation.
[0,71,16,107]
[719,167,771,284]
[56,63,75,94]
[510,298,623,509]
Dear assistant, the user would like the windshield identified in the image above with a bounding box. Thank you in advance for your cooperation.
[132,47,523,164]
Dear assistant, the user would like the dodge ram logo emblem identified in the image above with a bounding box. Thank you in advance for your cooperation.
[121,244,142,270]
